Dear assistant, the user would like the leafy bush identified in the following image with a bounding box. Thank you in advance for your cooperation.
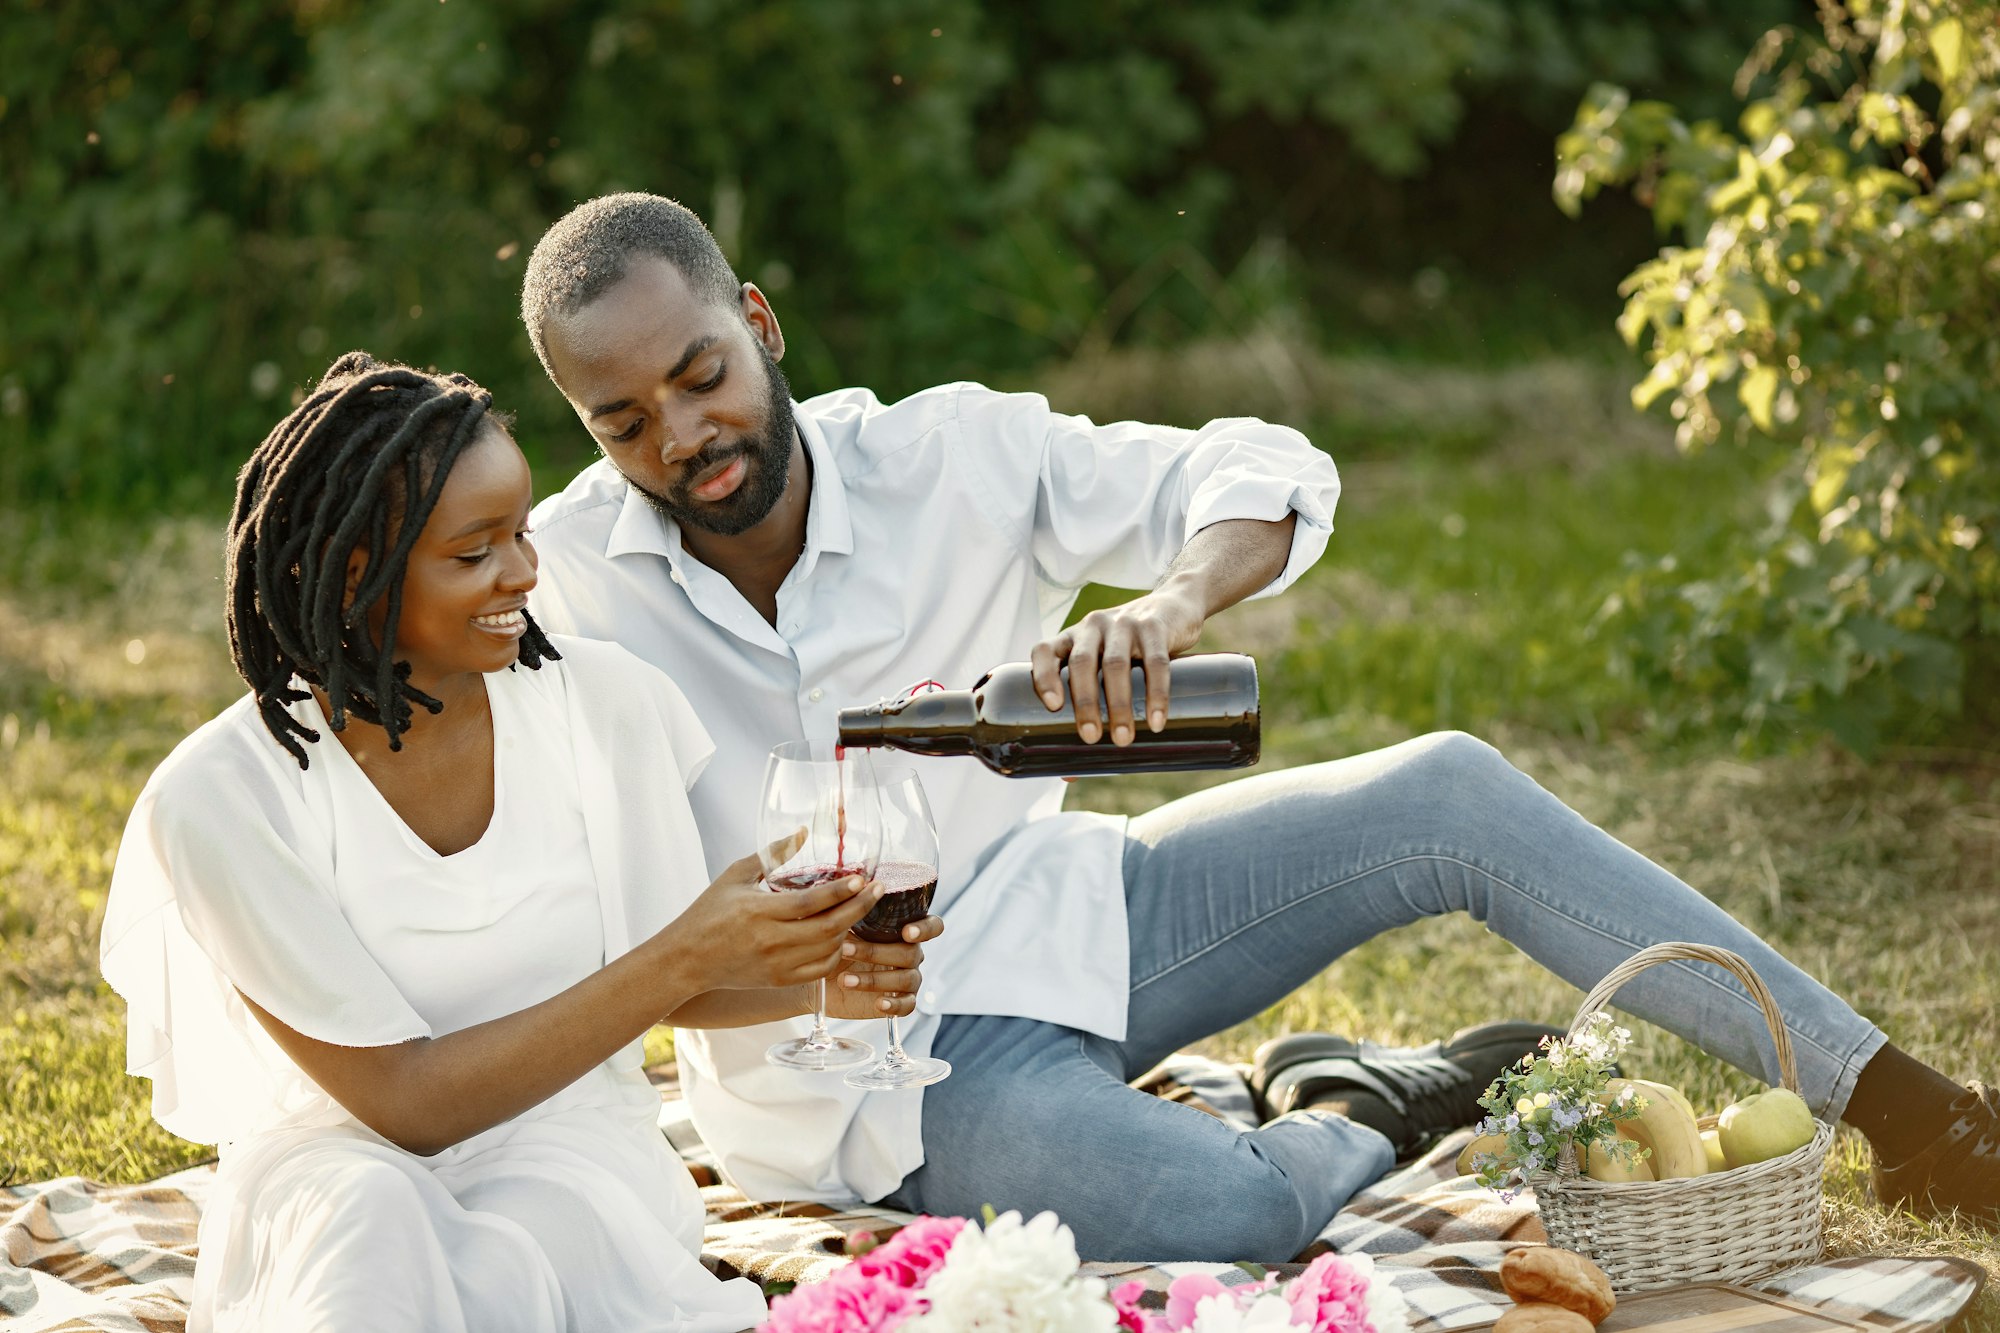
[2,0,1793,508]
[1556,0,2000,751]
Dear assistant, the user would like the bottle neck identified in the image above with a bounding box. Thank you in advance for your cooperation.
[836,691,980,756]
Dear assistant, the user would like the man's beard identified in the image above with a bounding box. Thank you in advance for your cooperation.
[633,343,798,537]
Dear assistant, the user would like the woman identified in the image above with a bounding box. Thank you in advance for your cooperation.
[99,353,937,1332]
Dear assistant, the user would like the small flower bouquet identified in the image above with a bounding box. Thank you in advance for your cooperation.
[760,1211,1410,1333]
[1468,1012,1644,1194]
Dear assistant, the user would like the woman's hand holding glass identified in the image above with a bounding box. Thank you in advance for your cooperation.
[664,832,882,996]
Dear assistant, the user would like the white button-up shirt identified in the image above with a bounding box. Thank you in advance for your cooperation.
[528,382,1339,1203]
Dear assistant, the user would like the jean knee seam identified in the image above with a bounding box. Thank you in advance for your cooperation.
[1129,851,1532,993]
[1410,858,1863,1073]
[1132,853,1860,1075]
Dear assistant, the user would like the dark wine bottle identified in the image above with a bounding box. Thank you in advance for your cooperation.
[836,653,1259,778]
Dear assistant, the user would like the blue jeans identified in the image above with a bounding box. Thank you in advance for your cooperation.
[881,732,1887,1260]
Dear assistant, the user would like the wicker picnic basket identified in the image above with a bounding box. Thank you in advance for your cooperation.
[1532,942,1834,1292]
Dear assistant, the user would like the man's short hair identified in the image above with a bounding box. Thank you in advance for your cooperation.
[520,193,741,378]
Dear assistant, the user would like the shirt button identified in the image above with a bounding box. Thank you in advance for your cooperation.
[919,988,941,1014]
[808,688,824,702]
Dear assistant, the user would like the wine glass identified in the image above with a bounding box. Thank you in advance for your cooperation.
[759,740,879,1072]
[843,765,951,1091]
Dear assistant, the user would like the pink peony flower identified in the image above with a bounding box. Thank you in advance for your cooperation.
[762,1215,970,1332]
[1163,1273,1233,1330]
[761,1267,916,1333]
[1112,1279,1158,1332]
[855,1215,969,1290]
[1284,1253,1408,1333]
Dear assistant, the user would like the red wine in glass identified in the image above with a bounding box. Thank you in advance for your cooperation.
[842,768,950,1092]
[768,864,874,895]
[851,860,937,944]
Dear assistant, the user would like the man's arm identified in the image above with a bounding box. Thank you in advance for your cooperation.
[1029,515,1297,745]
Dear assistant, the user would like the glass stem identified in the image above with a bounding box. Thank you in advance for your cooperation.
[885,1013,907,1064]
[809,978,833,1046]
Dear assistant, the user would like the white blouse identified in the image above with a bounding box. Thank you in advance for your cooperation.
[99,637,769,1331]
[314,669,603,1042]
[100,635,717,1146]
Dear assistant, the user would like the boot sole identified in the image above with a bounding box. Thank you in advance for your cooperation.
[1250,1020,1567,1119]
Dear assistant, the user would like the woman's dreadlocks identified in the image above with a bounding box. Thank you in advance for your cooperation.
[226,351,560,769]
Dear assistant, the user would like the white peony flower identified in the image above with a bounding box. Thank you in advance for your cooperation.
[1188,1290,1298,1332]
[903,1211,1117,1333]
[1360,1258,1412,1333]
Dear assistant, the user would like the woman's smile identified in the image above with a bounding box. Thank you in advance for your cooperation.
[472,606,528,638]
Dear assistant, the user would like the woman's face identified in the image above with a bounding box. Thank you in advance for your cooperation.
[354,421,539,687]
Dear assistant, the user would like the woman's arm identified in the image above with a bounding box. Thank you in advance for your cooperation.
[243,850,884,1156]
[661,912,942,1028]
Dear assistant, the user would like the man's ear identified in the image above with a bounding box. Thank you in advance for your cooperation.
[740,282,786,362]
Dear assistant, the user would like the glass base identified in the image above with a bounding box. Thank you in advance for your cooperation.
[766,1034,875,1072]
[844,1054,952,1091]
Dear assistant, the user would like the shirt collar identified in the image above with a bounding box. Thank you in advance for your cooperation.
[797,408,854,558]
[600,402,852,566]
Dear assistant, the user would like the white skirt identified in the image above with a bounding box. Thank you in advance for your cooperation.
[191,1085,767,1333]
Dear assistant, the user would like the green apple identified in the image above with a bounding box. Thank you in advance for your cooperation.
[1700,1127,1728,1174]
[1717,1089,1816,1167]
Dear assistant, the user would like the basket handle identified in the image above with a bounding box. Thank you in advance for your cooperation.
[1567,942,1799,1094]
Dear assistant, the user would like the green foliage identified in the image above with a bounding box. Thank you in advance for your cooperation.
[2,0,1795,508]
[1556,1,2000,751]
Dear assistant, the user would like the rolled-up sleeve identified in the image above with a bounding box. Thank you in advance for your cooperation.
[955,384,1339,597]
[1175,416,1339,601]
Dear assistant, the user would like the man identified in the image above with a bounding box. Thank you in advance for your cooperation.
[519,193,1997,1259]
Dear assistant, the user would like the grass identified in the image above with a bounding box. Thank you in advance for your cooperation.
[2,350,1994,1325]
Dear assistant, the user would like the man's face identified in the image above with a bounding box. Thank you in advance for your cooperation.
[542,256,796,536]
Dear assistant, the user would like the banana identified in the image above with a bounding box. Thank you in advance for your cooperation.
[1607,1078,1709,1180]
[1700,1127,1728,1174]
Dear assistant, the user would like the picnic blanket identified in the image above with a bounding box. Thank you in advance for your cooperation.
[3,1058,1986,1332]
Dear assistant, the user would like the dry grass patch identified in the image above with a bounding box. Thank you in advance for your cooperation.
[1032,333,1674,471]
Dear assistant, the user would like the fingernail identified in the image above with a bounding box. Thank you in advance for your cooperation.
[904,926,918,941]
[1079,724,1100,743]
[1150,711,1165,732]
[880,998,893,1012]
[841,973,859,987]
[841,942,857,957]
[1113,726,1131,746]
[1043,691,1061,708]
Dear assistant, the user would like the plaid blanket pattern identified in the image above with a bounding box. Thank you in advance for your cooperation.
[2,1058,1984,1332]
